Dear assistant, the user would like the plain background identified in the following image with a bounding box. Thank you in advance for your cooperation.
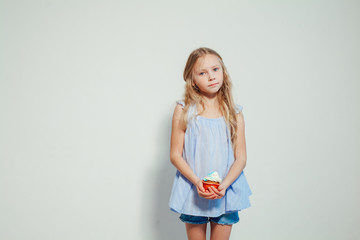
[1,0,359,239]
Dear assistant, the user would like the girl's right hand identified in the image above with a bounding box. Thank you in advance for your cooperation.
[195,179,218,199]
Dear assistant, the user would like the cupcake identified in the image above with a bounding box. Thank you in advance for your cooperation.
[202,171,222,191]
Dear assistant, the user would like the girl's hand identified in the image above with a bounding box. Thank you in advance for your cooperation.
[208,184,227,199]
[195,179,218,199]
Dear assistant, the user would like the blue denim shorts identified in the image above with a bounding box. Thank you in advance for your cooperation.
[179,212,239,225]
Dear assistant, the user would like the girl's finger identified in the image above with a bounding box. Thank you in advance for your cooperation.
[200,191,217,198]
[197,185,205,192]
[209,186,222,197]
[208,194,217,199]
[196,180,205,192]
[207,191,218,199]
[210,186,221,195]
[198,190,213,197]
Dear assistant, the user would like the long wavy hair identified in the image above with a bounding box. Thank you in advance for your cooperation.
[181,47,238,150]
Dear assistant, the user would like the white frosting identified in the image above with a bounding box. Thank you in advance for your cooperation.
[203,171,222,183]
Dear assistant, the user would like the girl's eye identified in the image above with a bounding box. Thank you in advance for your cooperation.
[199,72,205,76]
[213,67,219,72]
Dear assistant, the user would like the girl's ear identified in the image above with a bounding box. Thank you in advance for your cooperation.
[191,79,196,87]
[193,83,199,91]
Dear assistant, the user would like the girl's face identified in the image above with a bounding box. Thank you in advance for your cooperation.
[193,54,224,97]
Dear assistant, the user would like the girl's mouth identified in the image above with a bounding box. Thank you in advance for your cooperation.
[209,83,218,87]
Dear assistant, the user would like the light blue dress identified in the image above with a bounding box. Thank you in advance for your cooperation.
[169,100,252,217]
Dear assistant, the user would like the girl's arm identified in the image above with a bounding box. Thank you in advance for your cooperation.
[211,111,247,197]
[170,105,217,199]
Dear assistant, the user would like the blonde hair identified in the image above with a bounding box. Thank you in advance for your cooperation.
[181,47,238,150]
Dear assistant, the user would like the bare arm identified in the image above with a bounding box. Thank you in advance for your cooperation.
[211,111,247,198]
[170,104,217,199]
[221,111,247,189]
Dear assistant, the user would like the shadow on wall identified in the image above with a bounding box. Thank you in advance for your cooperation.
[147,113,186,240]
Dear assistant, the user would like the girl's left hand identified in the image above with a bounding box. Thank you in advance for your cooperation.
[209,185,226,199]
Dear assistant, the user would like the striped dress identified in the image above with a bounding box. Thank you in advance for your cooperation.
[169,100,252,217]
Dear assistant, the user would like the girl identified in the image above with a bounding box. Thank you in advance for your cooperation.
[169,47,252,240]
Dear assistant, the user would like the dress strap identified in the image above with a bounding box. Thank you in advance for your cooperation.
[235,104,243,114]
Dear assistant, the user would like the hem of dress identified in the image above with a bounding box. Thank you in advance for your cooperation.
[169,206,250,218]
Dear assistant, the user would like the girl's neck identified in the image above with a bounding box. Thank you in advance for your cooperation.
[197,95,222,118]
[201,95,219,108]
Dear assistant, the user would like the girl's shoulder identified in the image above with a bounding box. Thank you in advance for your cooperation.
[176,100,185,109]
[235,104,243,114]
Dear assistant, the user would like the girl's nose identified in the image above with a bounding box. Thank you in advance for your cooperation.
[208,73,215,81]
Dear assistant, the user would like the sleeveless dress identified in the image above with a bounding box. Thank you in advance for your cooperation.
[169,100,252,217]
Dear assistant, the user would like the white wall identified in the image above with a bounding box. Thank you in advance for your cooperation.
[1,0,359,239]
